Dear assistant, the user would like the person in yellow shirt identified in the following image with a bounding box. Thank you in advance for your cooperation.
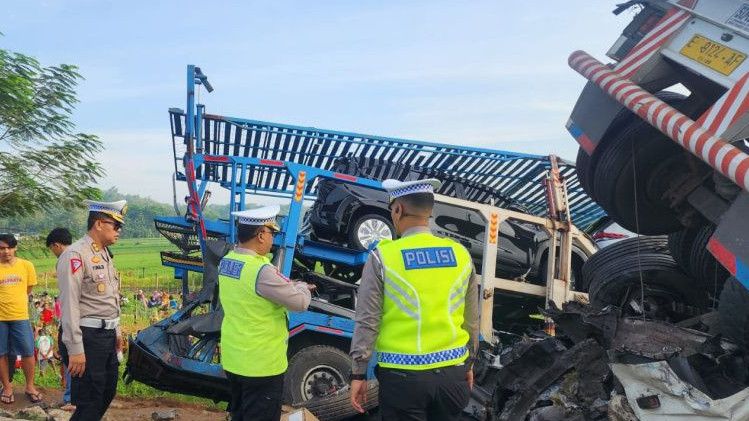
[0,233,42,404]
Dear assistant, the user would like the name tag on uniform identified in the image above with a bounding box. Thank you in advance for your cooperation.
[219,259,244,279]
[401,247,457,270]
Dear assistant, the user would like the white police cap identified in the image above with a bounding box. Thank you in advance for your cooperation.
[85,200,128,223]
[382,178,442,202]
[231,205,281,231]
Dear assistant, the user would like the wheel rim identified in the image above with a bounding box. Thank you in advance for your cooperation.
[356,218,392,248]
[300,364,347,401]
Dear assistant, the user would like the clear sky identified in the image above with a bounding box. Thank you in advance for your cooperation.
[3,1,635,203]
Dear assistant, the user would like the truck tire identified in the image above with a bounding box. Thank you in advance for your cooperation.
[349,213,394,250]
[581,236,668,291]
[284,345,378,420]
[575,92,688,199]
[719,277,749,349]
[299,381,379,421]
[588,253,708,321]
[590,92,707,235]
[575,147,595,201]
[667,227,699,276]
[592,119,686,234]
[688,224,729,294]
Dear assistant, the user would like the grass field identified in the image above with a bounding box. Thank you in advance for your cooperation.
[23,237,178,274]
[18,237,198,294]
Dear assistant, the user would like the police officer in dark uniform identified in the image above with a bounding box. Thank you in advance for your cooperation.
[58,200,126,421]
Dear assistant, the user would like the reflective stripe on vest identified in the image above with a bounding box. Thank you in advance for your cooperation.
[378,346,468,367]
[218,251,288,377]
[375,233,472,370]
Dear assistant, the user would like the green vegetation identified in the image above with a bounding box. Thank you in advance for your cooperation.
[0,189,230,239]
[0,46,103,217]
[18,237,180,279]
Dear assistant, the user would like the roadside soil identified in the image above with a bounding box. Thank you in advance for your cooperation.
[1,387,227,420]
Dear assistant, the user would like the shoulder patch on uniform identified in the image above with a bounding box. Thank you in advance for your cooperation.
[272,266,291,283]
[401,247,457,270]
[70,258,83,274]
[219,259,244,279]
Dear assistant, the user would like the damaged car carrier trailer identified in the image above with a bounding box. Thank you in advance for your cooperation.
[124,65,605,420]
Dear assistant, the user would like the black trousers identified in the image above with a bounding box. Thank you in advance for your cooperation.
[61,327,118,421]
[226,371,285,421]
[377,364,471,421]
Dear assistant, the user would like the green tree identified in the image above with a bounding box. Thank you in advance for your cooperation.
[0,47,103,217]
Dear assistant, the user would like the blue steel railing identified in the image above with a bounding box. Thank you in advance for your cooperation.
[175,65,607,234]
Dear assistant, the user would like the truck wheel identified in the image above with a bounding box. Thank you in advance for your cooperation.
[580,236,668,291]
[588,253,708,321]
[593,119,687,234]
[284,345,378,420]
[688,225,729,294]
[719,277,749,349]
[579,91,689,221]
[667,227,699,277]
[575,147,595,201]
[299,380,379,421]
[350,214,394,250]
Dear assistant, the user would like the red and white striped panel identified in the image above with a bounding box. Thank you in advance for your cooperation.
[569,50,749,192]
[676,0,698,9]
[615,8,692,79]
[697,72,749,136]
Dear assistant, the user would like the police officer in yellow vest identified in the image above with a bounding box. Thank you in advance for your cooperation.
[350,178,479,420]
[58,199,127,421]
[218,205,313,421]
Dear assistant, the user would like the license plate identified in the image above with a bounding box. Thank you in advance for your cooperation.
[680,34,747,76]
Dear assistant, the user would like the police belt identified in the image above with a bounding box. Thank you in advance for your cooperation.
[79,317,120,330]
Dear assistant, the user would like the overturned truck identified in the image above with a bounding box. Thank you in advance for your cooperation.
[530,0,749,419]
[567,0,749,335]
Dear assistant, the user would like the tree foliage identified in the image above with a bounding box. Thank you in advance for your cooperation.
[0,47,103,217]
[0,188,230,239]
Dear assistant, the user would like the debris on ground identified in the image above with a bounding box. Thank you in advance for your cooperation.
[469,301,749,420]
[46,409,72,421]
[281,405,321,421]
[151,409,178,420]
[15,406,49,421]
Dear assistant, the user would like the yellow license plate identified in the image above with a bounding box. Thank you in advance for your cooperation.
[680,34,747,76]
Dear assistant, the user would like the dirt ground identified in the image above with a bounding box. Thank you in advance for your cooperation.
[2,387,227,421]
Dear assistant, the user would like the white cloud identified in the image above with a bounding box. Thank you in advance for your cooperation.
[93,129,176,202]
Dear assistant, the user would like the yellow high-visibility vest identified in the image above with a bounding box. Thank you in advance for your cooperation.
[375,232,472,370]
[218,251,288,376]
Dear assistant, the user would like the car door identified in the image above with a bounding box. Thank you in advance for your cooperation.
[430,202,484,261]
[498,218,539,278]
[431,202,526,277]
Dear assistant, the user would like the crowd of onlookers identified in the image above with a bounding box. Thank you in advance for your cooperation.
[0,230,183,411]
[28,294,64,374]
[135,289,179,310]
